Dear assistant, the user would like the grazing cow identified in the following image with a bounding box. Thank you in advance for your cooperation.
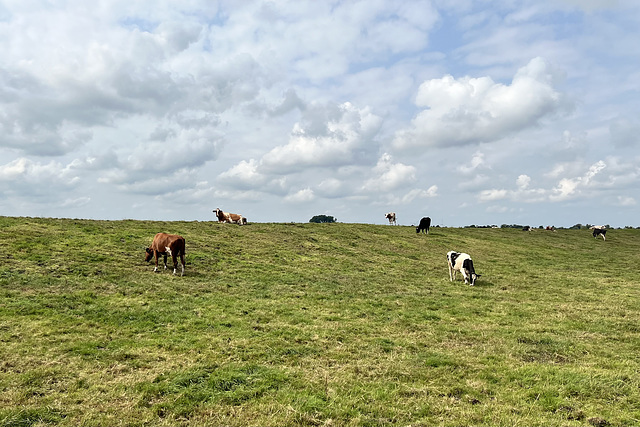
[385,212,397,225]
[214,208,245,225]
[416,217,431,234]
[447,251,481,286]
[145,233,185,276]
[522,226,532,231]
[590,225,607,241]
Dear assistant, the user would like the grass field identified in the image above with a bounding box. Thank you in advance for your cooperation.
[0,216,639,426]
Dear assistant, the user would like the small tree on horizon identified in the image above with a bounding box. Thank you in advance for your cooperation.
[309,215,337,223]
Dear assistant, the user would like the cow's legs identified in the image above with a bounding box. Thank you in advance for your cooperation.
[154,252,160,272]
[169,252,186,276]
[163,254,168,270]
[171,253,177,275]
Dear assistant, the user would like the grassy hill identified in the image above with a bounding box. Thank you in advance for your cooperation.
[0,217,639,426]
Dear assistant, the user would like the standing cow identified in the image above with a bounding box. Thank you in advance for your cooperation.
[416,217,431,234]
[385,212,397,225]
[590,225,607,241]
[145,233,186,276]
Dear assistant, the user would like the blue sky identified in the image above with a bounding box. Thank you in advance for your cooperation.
[0,0,638,227]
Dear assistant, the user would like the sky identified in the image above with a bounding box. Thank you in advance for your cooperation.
[1,0,639,227]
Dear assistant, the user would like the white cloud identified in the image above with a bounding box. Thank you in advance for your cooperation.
[217,159,265,188]
[393,57,572,151]
[478,189,509,202]
[0,1,638,226]
[0,158,78,184]
[285,188,315,203]
[362,153,416,192]
[549,160,606,201]
[0,157,81,199]
[516,174,531,190]
[260,102,382,173]
[457,152,487,174]
[478,160,613,205]
[401,186,438,202]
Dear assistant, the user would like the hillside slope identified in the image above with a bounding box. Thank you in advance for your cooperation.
[1,217,639,426]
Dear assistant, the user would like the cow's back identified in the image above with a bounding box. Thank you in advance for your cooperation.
[152,233,184,253]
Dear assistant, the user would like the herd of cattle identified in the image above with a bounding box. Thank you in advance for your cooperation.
[143,209,607,281]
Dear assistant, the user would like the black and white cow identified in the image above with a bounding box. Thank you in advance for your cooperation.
[447,251,481,286]
[590,225,607,241]
[416,217,431,234]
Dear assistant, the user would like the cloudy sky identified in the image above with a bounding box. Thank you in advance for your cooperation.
[1,0,638,227]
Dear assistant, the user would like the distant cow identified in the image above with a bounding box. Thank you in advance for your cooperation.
[590,225,607,241]
[214,208,245,225]
[145,233,185,276]
[416,217,431,234]
[447,251,481,286]
[385,212,397,225]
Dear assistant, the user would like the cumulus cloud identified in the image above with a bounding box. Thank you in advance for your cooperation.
[99,122,224,195]
[478,160,612,204]
[0,1,637,226]
[0,157,81,199]
[260,102,382,173]
[362,153,417,192]
[285,188,315,203]
[393,57,572,150]
[516,174,531,190]
[457,152,487,174]
[550,160,606,201]
[478,189,509,202]
[216,101,385,201]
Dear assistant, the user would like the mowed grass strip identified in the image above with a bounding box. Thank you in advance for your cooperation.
[0,217,639,426]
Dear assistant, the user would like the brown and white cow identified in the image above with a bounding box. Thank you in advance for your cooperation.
[214,208,245,225]
[145,233,186,276]
[385,212,397,225]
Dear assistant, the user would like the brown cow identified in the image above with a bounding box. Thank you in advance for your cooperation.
[145,233,186,276]
[214,208,245,225]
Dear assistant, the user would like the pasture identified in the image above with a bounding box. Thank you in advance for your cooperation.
[0,217,639,426]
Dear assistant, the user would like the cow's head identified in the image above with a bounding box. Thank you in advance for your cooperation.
[462,258,481,285]
[468,272,481,286]
[145,247,154,262]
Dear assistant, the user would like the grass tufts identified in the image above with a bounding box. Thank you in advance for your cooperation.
[0,217,639,425]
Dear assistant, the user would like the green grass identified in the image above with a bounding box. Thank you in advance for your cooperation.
[0,217,639,426]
